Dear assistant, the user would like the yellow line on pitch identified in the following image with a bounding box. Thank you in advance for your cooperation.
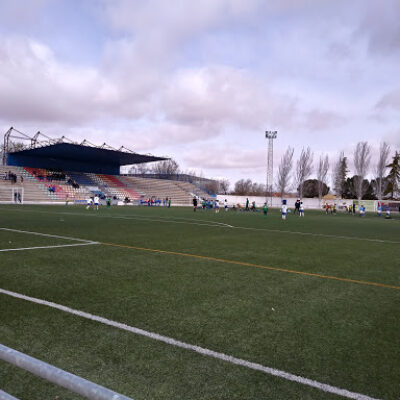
[101,242,400,291]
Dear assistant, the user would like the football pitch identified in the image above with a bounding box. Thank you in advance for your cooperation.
[0,204,399,400]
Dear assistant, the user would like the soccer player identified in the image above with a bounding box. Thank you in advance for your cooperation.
[214,200,220,213]
[377,203,382,217]
[385,206,391,219]
[224,199,228,211]
[94,195,99,210]
[86,197,92,210]
[281,200,288,220]
[359,205,366,217]
[299,201,304,217]
[193,196,198,212]
[263,202,268,218]
[294,199,300,215]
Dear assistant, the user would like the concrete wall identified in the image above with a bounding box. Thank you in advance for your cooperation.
[217,195,354,210]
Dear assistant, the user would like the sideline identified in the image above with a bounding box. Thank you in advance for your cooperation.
[0,287,380,400]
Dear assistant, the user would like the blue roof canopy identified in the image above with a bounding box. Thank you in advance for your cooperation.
[7,143,166,175]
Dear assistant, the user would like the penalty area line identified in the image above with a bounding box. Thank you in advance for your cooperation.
[0,227,96,244]
[0,288,379,400]
[0,242,98,252]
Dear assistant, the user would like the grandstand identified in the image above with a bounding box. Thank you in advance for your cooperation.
[0,128,216,205]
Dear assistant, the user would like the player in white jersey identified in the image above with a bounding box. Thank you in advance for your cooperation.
[94,195,100,210]
[224,199,228,211]
[281,200,288,220]
[299,202,304,217]
[86,197,93,210]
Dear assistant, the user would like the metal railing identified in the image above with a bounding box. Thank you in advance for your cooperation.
[0,344,133,400]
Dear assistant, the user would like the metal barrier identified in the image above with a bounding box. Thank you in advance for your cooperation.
[0,344,134,400]
[0,389,19,400]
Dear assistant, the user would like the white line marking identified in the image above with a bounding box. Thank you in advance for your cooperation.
[232,226,400,244]
[1,209,397,244]
[0,242,98,252]
[0,288,380,400]
[0,227,96,244]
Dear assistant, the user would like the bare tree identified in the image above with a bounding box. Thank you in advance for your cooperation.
[374,142,390,201]
[234,179,253,195]
[203,180,220,194]
[219,179,230,195]
[296,147,313,199]
[151,159,180,175]
[129,163,150,174]
[276,146,294,198]
[333,151,348,197]
[353,141,371,200]
[317,154,329,201]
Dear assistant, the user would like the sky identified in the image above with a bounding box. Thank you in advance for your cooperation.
[0,0,399,189]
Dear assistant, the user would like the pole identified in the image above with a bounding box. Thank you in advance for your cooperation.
[265,131,277,207]
[0,344,134,400]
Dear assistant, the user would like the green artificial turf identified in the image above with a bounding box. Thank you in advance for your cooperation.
[0,204,399,399]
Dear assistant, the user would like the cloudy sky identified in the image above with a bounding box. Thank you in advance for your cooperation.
[0,0,399,187]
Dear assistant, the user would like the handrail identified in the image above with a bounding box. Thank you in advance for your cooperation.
[0,344,134,400]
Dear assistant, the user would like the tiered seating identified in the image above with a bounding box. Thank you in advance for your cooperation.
[0,166,52,202]
[0,166,205,205]
[22,167,91,201]
[119,176,193,205]
[90,174,141,200]
[173,181,212,199]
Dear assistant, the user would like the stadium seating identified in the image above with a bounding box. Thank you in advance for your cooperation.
[0,165,212,205]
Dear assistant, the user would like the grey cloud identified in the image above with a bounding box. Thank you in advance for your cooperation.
[161,65,298,132]
[357,0,400,56]
[376,89,400,111]
[303,109,347,131]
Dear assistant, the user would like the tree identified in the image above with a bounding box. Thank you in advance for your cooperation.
[296,147,313,199]
[317,155,329,200]
[353,141,371,200]
[276,146,294,198]
[374,142,391,201]
[343,176,376,200]
[234,179,253,195]
[333,152,348,197]
[385,151,400,199]
[151,159,180,175]
[129,163,150,174]
[298,179,329,198]
[219,179,230,195]
[251,182,265,195]
[203,180,220,194]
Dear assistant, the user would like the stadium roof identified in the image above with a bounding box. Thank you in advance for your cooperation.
[3,127,167,166]
[10,142,166,165]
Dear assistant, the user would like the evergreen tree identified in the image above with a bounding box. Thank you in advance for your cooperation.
[334,154,348,197]
[385,151,400,199]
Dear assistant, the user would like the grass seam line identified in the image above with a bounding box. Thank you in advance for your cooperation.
[101,242,400,291]
[0,288,380,400]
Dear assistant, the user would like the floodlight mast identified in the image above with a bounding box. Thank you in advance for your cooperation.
[265,131,277,206]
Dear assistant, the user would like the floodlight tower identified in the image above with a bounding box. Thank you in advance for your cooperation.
[265,130,277,206]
